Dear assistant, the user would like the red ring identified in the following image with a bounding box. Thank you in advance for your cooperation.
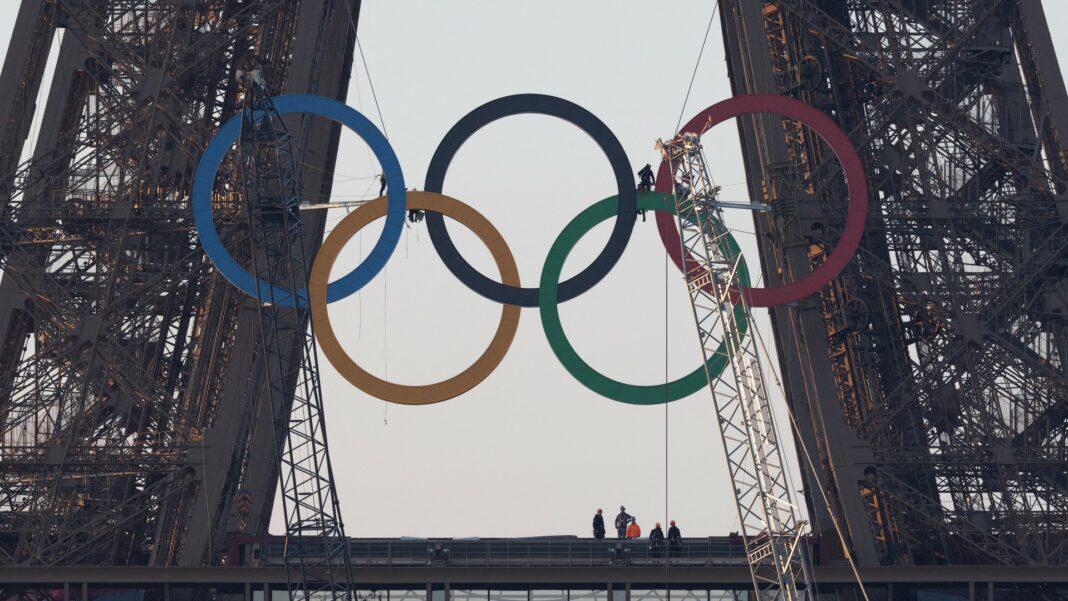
[655,94,868,307]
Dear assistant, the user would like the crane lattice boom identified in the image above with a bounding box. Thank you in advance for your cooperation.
[660,133,812,601]
[238,75,353,601]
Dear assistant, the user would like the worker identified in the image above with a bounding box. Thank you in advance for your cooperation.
[636,163,655,221]
[649,522,665,553]
[592,509,606,539]
[674,178,692,197]
[615,506,631,539]
[626,517,641,539]
[406,185,425,223]
[637,163,655,191]
[667,520,682,557]
[379,173,387,196]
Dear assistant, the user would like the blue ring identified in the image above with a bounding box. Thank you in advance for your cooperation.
[193,94,405,306]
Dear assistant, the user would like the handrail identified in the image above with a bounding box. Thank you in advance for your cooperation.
[251,538,760,568]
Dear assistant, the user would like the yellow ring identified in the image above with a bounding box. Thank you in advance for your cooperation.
[309,191,521,405]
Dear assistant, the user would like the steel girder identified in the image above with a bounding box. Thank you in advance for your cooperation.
[0,0,360,568]
[719,0,1068,566]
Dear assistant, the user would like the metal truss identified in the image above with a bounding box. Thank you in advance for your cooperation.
[238,76,352,601]
[660,133,812,601]
[719,0,1068,567]
[0,0,360,568]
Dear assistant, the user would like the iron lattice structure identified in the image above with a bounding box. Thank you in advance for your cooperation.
[660,133,812,600]
[238,76,352,599]
[0,0,360,568]
[719,0,1068,567]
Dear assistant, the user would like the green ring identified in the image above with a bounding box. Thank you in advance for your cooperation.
[538,191,750,405]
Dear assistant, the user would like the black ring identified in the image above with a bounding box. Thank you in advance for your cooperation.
[424,94,637,307]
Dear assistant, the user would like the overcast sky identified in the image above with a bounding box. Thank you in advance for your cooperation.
[315,0,771,538]
[3,1,1068,540]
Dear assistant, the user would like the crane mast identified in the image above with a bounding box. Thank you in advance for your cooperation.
[660,133,812,600]
[237,74,353,601]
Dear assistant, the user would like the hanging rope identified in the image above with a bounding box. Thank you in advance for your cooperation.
[341,1,390,139]
[675,2,720,132]
[383,262,389,425]
[749,294,872,601]
[344,23,384,179]
[338,1,392,426]
[661,1,720,541]
[358,233,363,337]
[664,227,670,543]
[355,35,390,139]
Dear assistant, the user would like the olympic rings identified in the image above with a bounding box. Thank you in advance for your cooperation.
[194,91,867,406]
[539,192,750,405]
[654,94,868,308]
[309,191,521,405]
[424,94,637,307]
[193,94,406,306]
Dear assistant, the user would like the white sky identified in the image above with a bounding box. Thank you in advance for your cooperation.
[316,0,770,538]
[2,0,1068,541]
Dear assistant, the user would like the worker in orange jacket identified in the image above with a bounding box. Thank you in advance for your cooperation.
[626,517,641,539]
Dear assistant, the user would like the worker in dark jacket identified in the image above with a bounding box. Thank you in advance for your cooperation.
[667,520,682,557]
[649,522,665,554]
[592,509,606,539]
[614,506,631,539]
[637,164,655,191]
[636,163,655,221]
